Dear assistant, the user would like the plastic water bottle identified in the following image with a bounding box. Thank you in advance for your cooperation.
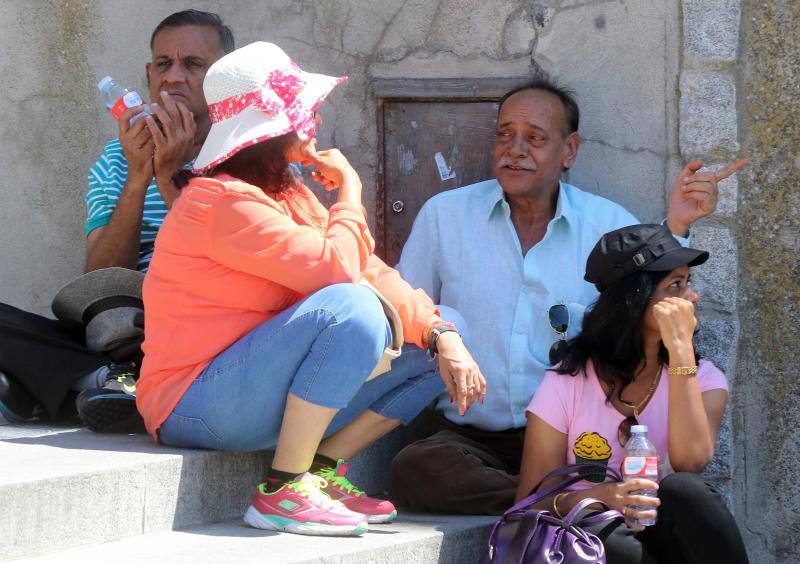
[98,76,152,124]
[621,424,659,526]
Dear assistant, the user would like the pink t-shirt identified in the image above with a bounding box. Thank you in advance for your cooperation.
[527,359,727,490]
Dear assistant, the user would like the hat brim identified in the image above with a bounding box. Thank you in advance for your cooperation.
[643,246,709,273]
[192,72,346,173]
[52,267,144,326]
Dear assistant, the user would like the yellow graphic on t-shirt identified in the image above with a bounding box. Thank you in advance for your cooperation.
[573,432,612,460]
[573,432,612,483]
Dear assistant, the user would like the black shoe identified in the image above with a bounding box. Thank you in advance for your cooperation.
[0,371,43,423]
[76,364,144,433]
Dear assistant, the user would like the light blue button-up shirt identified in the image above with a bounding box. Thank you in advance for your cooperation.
[398,179,644,431]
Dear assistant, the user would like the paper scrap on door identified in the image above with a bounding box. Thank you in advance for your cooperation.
[434,152,456,181]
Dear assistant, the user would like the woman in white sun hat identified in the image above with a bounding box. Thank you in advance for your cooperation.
[136,41,486,537]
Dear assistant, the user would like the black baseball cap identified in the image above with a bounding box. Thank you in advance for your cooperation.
[585,224,709,292]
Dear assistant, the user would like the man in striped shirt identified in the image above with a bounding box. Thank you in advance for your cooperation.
[3,11,237,428]
[85,10,235,272]
[0,11,238,432]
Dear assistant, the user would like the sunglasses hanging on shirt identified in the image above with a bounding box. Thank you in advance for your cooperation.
[548,303,569,365]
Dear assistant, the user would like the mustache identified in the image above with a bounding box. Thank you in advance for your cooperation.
[496,157,536,171]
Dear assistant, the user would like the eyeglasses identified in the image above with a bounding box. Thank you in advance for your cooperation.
[548,303,569,365]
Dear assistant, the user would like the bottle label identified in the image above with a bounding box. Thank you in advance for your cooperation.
[622,455,658,478]
[110,92,143,120]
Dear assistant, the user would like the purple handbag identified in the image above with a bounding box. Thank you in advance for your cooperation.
[481,463,624,564]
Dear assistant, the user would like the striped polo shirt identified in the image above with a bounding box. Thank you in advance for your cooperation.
[86,139,183,271]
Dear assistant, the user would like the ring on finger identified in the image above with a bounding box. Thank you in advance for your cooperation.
[622,506,628,517]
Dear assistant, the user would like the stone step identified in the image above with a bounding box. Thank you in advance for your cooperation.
[0,420,427,560]
[11,513,495,564]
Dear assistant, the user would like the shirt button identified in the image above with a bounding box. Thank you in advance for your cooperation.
[522,286,531,294]
[515,326,525,334]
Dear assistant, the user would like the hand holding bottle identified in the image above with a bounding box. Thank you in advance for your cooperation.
[593,479,660,532]
[118,107,154,186]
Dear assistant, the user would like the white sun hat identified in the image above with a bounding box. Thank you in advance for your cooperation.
[192,42,347,172]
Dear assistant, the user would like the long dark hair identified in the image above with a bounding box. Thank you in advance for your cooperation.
[174,132,297,193]
[556,270,671,400]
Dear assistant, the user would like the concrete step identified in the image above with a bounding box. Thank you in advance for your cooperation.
[10,513,495,564]
[0,420,429,560]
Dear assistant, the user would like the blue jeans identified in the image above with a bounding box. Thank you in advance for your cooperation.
[158,283,455,452]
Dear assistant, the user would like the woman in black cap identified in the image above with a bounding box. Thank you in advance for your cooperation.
[514,224,748,562]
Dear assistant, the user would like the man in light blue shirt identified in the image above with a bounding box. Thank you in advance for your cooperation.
[391,77,746,514]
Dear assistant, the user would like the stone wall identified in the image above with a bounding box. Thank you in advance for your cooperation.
[0,0,679,313]
[735,2,800,562]
[681,2,800,561]
[0,1,795,561]
[679,0,743,512]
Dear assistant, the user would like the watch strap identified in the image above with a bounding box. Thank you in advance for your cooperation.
[427,322,459,358]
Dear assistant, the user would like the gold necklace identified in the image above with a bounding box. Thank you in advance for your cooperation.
[617,368,661,419]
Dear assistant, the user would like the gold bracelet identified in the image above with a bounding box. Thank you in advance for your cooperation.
[552,492,568,518]
[668,365,698,376]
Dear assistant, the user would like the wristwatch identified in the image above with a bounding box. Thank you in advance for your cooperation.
[427,322,460,358]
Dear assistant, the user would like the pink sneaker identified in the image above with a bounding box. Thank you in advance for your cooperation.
[315,459,398,524]
[244,473,368,536]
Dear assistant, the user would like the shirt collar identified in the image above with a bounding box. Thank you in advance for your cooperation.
[487,180,576,227]
[485,180,506,218]
[553,181,576,227]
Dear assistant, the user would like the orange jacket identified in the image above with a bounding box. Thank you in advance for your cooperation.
[136,174,440,438]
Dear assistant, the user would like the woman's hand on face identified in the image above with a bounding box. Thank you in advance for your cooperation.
[652,297,697,353]
[300,140,358,191]
[595,479,660,532]
[435,332,487,416]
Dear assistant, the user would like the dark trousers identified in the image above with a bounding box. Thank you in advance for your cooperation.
[391,413,525,515]
[0,302,110,418]
[585,472,749,563]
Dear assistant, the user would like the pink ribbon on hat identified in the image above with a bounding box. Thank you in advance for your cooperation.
[208,61,308,125]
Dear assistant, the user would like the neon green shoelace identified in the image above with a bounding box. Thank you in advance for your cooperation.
[116,374,137,394]
[263,474,338,509]
[316,467,364,497]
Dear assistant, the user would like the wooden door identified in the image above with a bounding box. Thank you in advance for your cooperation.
[374,77,530,264]
[380,101,499,266]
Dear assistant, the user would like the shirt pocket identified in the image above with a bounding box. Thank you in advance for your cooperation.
[566,301,587,339]
[534,297,586,364]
